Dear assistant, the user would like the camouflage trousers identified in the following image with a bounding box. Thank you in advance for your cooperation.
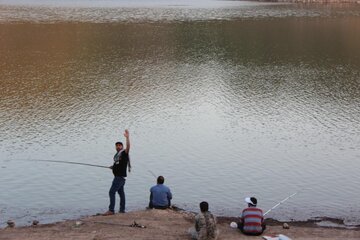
[188,227,219,240]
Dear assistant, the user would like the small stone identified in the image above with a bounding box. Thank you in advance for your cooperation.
[7,220,15,228]
[75,221,83,227]
[32,220,39,226]
[230,222,238,228]
[283,223,290,229]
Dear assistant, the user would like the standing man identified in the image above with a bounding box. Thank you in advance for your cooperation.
[149,176,172,209]
[237,197,266,236]
[104,129,131,215]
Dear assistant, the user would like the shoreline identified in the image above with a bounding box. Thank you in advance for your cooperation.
[2,205,359,229]
[1,209,359,240]
[253,0,360,3]
[1,1,360,7]
[248,0,360,3]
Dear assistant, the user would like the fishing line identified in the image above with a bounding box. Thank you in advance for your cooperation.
[148,170,157,178]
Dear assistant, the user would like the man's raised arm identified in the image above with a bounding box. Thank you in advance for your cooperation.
[124,129,130,154]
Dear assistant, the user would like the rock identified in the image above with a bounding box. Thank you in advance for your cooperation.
[32,220,39,226]
[7,220,15,228]
[230,222,238,228]
[75,221,83,227]
[283,222,290,229]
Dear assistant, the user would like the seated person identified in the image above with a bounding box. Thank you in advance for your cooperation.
[189,201,218,240]
[238,197,266,236]
[149,176,172,209]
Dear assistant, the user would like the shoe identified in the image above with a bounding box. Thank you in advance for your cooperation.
[119,210,126,213]
[102,211,115,216]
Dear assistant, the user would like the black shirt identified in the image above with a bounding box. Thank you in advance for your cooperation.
[112,151,129,177]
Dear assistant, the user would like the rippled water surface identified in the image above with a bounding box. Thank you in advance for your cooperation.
[0,0,360,227]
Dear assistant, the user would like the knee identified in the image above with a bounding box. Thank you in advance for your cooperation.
[188,227,198,240]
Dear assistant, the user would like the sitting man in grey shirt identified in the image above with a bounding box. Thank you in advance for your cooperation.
[149,176,172,209]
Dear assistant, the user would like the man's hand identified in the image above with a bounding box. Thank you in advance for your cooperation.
[124,129,129,138]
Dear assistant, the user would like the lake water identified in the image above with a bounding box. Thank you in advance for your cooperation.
[0,0,359,228]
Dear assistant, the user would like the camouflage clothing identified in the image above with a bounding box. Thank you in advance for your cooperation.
[193,211,218,240]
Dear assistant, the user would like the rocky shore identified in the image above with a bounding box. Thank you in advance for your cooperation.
[1,209,359,240]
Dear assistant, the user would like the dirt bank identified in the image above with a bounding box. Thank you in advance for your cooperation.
[1,209,359,240]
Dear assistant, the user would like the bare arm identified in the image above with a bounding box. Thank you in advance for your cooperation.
[124,129,130,154]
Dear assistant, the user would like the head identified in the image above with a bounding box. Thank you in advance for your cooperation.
[157,176,165,185]
[200,201,209,213]
[115,142,123,152]
[246,197,257,207]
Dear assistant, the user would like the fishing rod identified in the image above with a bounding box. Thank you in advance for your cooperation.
[89,220,146,228]
[264,192,297,216]
[14,159,110,169]
[9,159,161,178]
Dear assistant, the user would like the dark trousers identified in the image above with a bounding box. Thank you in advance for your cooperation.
[149,204,168,210]
[148,196,171,209]
[237,222,266,236]
[148,200,171,209]
[109,176,126,213]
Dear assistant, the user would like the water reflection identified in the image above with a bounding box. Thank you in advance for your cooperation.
[0,5,360,227]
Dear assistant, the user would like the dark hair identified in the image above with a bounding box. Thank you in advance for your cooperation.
[115,142,123,146]
[250,197,257,206]
[200,201,209,212]
[157,176,165,184]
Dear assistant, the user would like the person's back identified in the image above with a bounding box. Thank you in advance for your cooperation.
[149,176,172,209]
[195,211,217,240]
[241,207,264,234]
[238,197,266,236]
[189,201,218,240]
